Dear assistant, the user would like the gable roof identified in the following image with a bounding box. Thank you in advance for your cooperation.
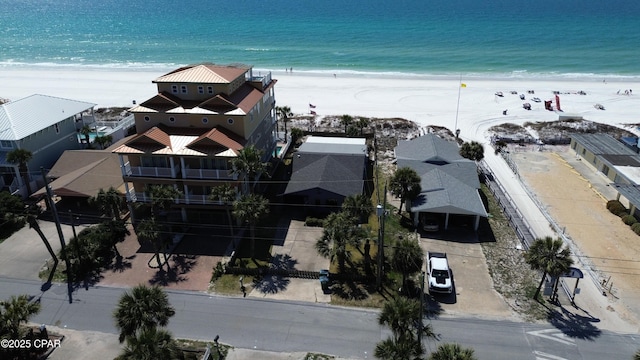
[153,64,249,84]
[283,153,365,198]
[112,125,245,156]
[0,94,95,141]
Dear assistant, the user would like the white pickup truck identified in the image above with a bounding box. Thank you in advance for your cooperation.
[427,252,453,294]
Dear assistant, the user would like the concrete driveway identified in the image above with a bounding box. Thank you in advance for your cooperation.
[0,219,81,280]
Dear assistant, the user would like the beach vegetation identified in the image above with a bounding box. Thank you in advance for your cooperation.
[390,237,424,293]
[290,127,305,145]
[0,294,41,340]
[356,117,371,135]
[147,184,182,218]
[389,167,421,215]
[6,148,33,195]
[342,194,374,224]
[209,183,237,236]
[316,210,365,274]
[340,114,354,134]
[135,218,169,272]
[93,134,113,149]
[80,125,92,145]
[622,214,637,226]
[113,285,175,343]
[89,186,123,221]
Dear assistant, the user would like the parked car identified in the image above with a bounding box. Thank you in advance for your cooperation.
[421,214,440,232]
[427,252,453,294]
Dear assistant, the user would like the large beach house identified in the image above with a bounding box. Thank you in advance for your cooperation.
[113,63,277,221]
[0,94,96,197]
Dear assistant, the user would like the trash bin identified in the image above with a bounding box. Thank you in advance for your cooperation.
[319,269,330,293]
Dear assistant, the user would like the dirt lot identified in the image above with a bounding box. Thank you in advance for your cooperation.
[510,146,640,329]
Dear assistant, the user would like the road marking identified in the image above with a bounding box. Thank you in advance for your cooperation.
[527,329,576,346]
[533,350,569,360]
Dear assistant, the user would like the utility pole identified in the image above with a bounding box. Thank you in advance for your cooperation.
[41,167,73,304]
[376,182,387,289]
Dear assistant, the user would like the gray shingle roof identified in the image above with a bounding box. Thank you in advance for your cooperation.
[395,134,466,163]
[0,94,95,141]
[283,152,365,197]
[394,134,487,217]
[570,133,637,156]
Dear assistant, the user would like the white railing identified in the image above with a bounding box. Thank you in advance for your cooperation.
[127,165,172,178]
[184,168,232,180]
[179,193,219,205]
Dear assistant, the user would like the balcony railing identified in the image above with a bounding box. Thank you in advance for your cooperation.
[123,162,173,178]
[178,194,220,205]
[183,168,233,180]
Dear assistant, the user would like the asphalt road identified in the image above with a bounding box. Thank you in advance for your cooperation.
[1,277,637,359]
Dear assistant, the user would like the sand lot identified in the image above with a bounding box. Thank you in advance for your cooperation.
[510,146,640,328]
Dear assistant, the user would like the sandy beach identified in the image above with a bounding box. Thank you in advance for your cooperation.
[2,67,639,143]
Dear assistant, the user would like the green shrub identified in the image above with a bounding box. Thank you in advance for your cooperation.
[622,215,637,225]
[617,210,629,218]
[305,217,325,227]
[211,261,225,282]
[606,199,623,210]
[608,200,627,216]
[631,223,640,235]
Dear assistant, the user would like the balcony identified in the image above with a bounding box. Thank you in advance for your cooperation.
[183,167,235,180]
[123,162,173,178]
[178,193,220,205]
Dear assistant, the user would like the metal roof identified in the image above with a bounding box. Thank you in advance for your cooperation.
[153,64,249,84]
[611,183,640,211]
[570,133,637,156]
[0,94,95,141]
[395,134,466,163]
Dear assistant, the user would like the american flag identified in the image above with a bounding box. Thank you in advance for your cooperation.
[309,103,316,108]
[310,110,317,115]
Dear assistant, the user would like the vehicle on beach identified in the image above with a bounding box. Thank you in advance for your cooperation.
[531,97,541,102]
[427,252,453,294]
[495,91,504,97]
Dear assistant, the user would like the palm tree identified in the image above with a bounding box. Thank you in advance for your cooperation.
[148,184,182,218]
[375,336,423,360]
[276,105,293,142]
[634,349,640,360]
[113,285,175,343]
[341,194,374,224]
[389,167,422,215]
[391,237,424,292]
[80,124,92,145]
[233,193,269,258]
[118,327,179,360]
[0,294,41,339]
[6,148,33,195]
[90,187,123,220]
[340,114,353,134]
[103,219,130,259]
[459,141,485,162]
[94,134,113,149]
[210,183,238,236]
[315,211,365,273]
[376,297,435,360]
[135,218,168,271]
[429,343,477,360]
[524,236,574,300]
[231,145,269,194]
[356,117,371,135]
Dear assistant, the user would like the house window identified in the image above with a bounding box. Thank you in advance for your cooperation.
[198,86,204,94]
[202,118,209,124]
[169,117,175,123]
[171,85,178,93]
[602,165,610,176]
[571,142,576,150]
[207,86,214,94]
[181,85,187,94]
[581,148,586,155]
[54,123,60,134]
[144,116,150,122]
[0,140,13,149]
[227,118,234,125]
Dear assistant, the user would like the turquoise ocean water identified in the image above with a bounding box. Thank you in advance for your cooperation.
[1,0,639,79]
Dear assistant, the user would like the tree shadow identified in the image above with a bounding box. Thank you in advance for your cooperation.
[148,254,197,286]
[329,280,369,301]
[252,274,290,294]
[105,254,134,273]
[547,304,602,340]
[269,253,298,271]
